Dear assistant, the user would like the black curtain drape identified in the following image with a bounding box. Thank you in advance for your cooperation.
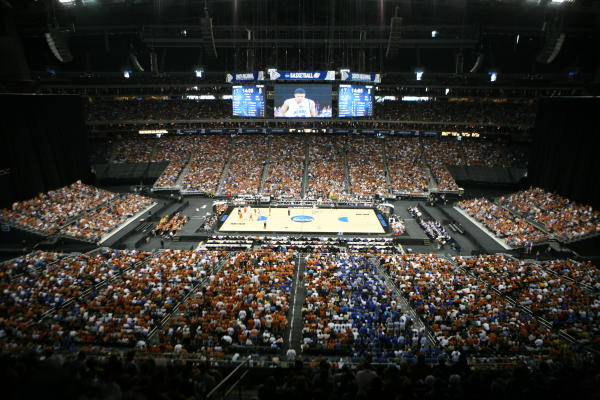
[529,98,600,210]
[0,94,91,208]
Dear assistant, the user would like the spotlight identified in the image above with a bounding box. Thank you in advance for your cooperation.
[123,70,131,79]
[195,68,204,78]
[431,30,438,38]
[489,72,497,82]
[415,71,423,81]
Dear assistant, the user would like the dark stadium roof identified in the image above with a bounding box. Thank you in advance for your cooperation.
[6,0,600,75]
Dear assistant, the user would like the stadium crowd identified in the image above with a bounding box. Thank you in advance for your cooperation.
[381,253,559,355]
[422,138,462,191]
[302,253,425,361]
[0,181,116,234]
[109,136,157,164]
[499,187,600,241]
[62,193,154,242]
[152,136,196,188]
[458,197,548,247]
[0,249,150,349]
[307,135,347,197]
[222,135,268,194]
[377,100,536,127]
[347,137,389,196]
[456,255,600,348]
[181,135,230,193]
[386,137,429,195]
[86,99,231,122]
[263,135,305,197]
[157,249,294,354]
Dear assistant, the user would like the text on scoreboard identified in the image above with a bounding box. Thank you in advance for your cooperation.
[338,84,373,117]
[232,85,265,117]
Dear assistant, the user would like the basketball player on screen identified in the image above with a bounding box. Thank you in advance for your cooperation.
[279,88,318,117]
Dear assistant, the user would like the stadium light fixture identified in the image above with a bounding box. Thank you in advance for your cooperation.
[195,68,204,78]
[415,71,423,81]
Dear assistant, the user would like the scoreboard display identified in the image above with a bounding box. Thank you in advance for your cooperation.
[338,84,373,117]
[232,85,265,117]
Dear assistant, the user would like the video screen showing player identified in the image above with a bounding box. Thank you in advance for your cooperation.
[274,85,332,118]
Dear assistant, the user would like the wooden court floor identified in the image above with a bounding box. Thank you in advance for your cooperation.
[219,207,385,234]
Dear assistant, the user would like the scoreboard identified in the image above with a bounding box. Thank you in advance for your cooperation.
[232,85,265,117]
[338,84,373,117]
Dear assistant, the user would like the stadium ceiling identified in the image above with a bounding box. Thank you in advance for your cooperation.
[6,0,599,74]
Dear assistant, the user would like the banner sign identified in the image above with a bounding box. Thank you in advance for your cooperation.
[340,70,381,83]
[240,128,267,133]
[226,71,265,83]
[269,70,335,81]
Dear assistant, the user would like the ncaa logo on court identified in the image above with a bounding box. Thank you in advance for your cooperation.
[291,215,314,223]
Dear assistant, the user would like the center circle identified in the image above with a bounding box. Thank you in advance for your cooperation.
[291,215,315,223]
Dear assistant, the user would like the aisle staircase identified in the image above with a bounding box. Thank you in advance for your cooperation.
[215,138,234,195]
[380,137,393,195]
[343,137,351,194]
[300,139,310,197]
[258,136,272,194]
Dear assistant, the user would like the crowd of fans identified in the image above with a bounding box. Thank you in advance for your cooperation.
[3,347,600,400]
[263,135,305,197]
[85,99,535,130]
[157,249,294,354]
[152,136,196,188]
[154,213,188,236]
[381,253,559,355]
[347,137,389,196]
[181,135,230,193]
[458,197,548,247]
[386,137,429,195]
[62,193,154,242]
[0,249,150,350]
[302,253,425,362]
[456,255,600,348]
[306,135,347,197]
[377,100,536,127]
[499,187,600,241]
[540,259,600,291]
[408,206,453,246]
[0,181,116,234]
[109,137,157,164]
[222,135,268,194]
[422,138,462,191]
[86,99,230,122]
[0,251,68,281]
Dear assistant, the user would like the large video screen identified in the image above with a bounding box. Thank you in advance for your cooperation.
[274,84,332,118]
[338,84,373,117]
[232,85,265,117]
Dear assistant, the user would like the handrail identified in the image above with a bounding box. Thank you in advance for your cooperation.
[206,357,251,399]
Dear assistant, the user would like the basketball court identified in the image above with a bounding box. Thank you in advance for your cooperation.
[219,207,386,234]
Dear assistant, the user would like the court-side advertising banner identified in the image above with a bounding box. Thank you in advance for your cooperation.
[269,70,335,81]
[226,71,265,83]
[340,70,381,84]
